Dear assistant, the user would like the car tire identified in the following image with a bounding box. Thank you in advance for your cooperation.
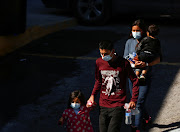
[73,0,111,25]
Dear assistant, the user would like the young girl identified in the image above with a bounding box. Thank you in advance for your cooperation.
[58,90,96,132]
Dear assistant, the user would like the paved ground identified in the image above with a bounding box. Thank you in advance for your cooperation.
[0,21,179,132]
[26,0,74,27]
[0,0,179,131]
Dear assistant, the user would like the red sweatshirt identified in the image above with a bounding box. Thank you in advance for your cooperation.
[91,56,139,108]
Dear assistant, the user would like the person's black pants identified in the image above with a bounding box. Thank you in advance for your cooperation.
[99,106,125,132]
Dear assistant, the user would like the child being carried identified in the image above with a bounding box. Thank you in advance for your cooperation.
[127,24,161,82]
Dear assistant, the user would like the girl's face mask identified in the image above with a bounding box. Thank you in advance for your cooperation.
[71,103,80,109]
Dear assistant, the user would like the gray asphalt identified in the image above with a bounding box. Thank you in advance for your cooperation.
[0,0,180,131]
[0,22,180,132]
[26,0,73,27]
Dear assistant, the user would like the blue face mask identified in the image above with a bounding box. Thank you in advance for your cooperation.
[71,103,80,109]
[132,31,141,39]
[101,51,113,61]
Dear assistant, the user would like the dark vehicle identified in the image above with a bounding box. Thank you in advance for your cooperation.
[41,0,180,25]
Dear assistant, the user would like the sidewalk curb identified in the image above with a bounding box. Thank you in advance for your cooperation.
[0,18,77,57]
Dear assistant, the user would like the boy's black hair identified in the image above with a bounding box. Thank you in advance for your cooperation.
[99,40,113,50]
[67,90,86,108]
[147,24,159,37]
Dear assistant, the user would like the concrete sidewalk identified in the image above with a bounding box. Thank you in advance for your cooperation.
[0,0,77,56]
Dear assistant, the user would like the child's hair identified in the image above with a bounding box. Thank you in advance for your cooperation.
[67,90,86,108]
[99,40,114,50]
[147,24,159,37]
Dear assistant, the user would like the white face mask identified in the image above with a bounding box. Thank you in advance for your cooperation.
[101,51,113,61]
[71,103,80,109]
[132,31,141,39]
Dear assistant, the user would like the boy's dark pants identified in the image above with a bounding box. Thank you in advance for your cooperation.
[99,106,125,132]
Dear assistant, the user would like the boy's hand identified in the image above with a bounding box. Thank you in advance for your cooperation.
[86,95,94,108]
[128,101,136,109]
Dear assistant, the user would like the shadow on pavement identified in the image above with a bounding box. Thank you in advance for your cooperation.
[0,17,180,131]
[151,121,180,132]
[0,29,124,129]
[19,29,125,56]
[0,53,79,127]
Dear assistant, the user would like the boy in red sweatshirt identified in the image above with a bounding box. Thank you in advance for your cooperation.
[87,40,139,132]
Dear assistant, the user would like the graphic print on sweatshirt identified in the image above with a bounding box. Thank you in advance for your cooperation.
[101,70,121,96]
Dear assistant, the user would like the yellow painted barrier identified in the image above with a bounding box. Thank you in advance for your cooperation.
[0,18,77,56]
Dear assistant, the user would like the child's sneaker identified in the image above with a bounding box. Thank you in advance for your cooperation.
[139,75,145,81]
[139,75,146,85]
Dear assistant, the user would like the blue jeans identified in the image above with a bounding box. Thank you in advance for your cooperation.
[128,70,151,129]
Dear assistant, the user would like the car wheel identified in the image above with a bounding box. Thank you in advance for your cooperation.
[73,0,111,25]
